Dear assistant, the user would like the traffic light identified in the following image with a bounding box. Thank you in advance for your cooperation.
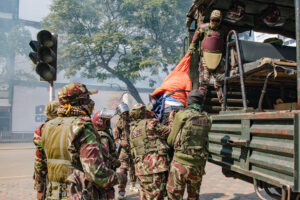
[29,30,57,82]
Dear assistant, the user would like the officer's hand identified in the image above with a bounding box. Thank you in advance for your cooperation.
[186,17,193,29]
[112,159,121,169]
[120,141,129,148]
[188,47,196,55]
[117,172,128,185]
[37,192,44,200]
[168,110,176,122]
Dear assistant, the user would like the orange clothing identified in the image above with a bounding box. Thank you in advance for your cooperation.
[152,55,192,107]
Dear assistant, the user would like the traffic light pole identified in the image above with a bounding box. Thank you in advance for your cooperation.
[49,81,55,101]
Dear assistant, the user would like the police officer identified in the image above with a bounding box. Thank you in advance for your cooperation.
[113,103,137,199]
[93,109,121,200]
[33,100,59,199]
[33,83,127,200]
[166,89,211,200]
[188,10,225,104]
[129,104,174,200]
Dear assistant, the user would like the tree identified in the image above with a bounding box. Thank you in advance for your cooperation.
[0,25,33,81]
[43,0,192,103]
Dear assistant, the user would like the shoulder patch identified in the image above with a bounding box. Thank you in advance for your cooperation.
[131,127,142,139]
[191,116,209,126]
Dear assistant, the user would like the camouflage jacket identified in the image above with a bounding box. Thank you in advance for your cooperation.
[167,107,211,166]
[98,130,119,169]
[130,118,174,176]
[33,116,124,199]
[113,117,130,150]
[33,124,48,193]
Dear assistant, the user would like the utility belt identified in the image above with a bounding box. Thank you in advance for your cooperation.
[46,181,69,200]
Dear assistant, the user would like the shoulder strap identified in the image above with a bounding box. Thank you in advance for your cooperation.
[165,90,190,98]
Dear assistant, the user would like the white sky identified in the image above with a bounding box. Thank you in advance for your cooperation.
[19,0,52,21]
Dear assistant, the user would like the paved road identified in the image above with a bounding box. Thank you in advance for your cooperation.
[0,143,271,200]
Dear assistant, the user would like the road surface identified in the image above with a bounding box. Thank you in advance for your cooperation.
[0,143,271,200]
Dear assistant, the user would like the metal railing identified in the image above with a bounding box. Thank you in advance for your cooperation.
[223,30,248,111]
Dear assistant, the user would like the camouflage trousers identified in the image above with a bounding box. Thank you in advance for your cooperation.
[166,160,205,200]
[69,169,110,200]
[44,181,69,200]
[119,148,136,193]
[199,57,223,104]
[137,172,168,200]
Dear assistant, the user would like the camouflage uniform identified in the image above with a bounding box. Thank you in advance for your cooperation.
[188,10,225,104]
[129,104,174,200]
[33,101,59,199]
[98,131,120,200]
[33,83,126,200]
[113,114,136,197]
[167,90,211,200]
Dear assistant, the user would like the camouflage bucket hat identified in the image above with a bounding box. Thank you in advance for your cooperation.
[210,10,222,21]
[187,89,205,106]
[130,103,146,120]
[58,82,98,105]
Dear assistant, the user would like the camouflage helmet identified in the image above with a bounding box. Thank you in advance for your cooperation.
[116,103,130,115]
[187,89,205,106]
[210,10,222,29]
[130,103,146,120]
[210,10,222,21]
[92,109,115,130]
[58,82,91,105]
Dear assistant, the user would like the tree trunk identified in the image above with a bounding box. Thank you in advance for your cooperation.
[119,76,144,104]
[100,62,145,104]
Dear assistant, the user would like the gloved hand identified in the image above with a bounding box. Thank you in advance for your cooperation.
[120,140,129,148]
[117,172,128,186]
[188,46,196,55]
[168,110,176,122]
[112,159,121,169]
[186,17,193,29]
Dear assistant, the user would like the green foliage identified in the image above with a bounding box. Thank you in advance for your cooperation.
[0,25,31,58]
[0,25,31,78]
[43,0,192,102]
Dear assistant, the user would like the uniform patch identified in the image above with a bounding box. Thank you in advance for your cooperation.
[131,129,142,138]
[192,117,209,126]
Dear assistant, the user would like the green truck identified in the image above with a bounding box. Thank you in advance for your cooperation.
[186,0,300,199]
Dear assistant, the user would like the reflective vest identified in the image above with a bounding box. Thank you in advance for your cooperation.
[175,110,210,156]
[130,119,169,158]
[41,117,76,199]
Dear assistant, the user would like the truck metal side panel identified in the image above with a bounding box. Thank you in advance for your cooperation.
[208,110,300,191]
